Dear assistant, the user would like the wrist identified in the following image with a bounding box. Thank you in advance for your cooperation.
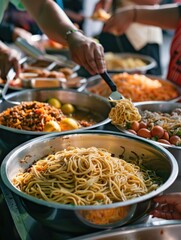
[132,7,137,23]
[65,29,84,41]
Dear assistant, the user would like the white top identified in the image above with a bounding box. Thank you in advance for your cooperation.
[120,1,163,50]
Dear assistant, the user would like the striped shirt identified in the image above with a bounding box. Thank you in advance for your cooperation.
[167,9,181,86]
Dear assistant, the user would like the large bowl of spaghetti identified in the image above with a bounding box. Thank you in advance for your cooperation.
[1,130,178,233]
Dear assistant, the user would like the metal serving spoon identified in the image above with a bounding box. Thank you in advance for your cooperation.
[100,71,124,100]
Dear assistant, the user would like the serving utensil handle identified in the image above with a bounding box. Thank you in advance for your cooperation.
[100,72,117,92]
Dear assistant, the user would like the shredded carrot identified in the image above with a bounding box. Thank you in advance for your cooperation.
[88,73,179,102]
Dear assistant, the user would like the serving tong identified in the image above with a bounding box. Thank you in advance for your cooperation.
[15,37,75,69]
[100,71,124,101]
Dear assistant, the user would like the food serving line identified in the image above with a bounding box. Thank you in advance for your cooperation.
[0,43,181,239]
[0,126,181,240]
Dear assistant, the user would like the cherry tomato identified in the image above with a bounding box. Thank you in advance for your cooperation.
[151,126,164,139]
[139,122,147,129]
[137,128,151,139]
[162,131,170,141]
[158,139,171,145]
[128,129,137,135]
[169,135,181,145]
[130,121,140,132]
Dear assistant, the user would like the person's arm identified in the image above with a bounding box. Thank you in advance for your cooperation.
[64,9,84,24]
[21,0,76,44]
[134,3,180,29]
[93,0,113,12]
[151,193,181,220]
[21,0,106,75]
[0,41,20,79]
[103,3,180,35]
[131,0,161,5]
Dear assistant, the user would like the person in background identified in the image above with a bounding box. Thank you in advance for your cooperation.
[0,0,106,80]
[103,3,181,86]
[104,3,181,220]
[0,22,35,79]
[2,0,64,35]
[93,0,163,75]
[63,0,85,30]
[2,3,42,35]
[0,22,32,43]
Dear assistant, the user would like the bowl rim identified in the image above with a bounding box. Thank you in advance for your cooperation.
[118,101,181,149]
[104,52,157,73]
[0,89,111,135]
[70,220,181,240]
[86,74,181,103]
[1,130,178,210]
[0,56,80,90]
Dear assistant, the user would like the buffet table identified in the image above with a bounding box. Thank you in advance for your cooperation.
[0,48,181,239]
[0,122,181,240]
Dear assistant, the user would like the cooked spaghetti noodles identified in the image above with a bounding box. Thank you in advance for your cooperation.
[12,147,161,206]
[109,98,141,127]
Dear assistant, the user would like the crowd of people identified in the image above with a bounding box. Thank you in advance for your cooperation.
[0,0,181,221]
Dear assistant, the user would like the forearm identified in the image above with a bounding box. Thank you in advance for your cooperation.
[21,0,77,44]
[135,4,180,29]
[132,0,161,5]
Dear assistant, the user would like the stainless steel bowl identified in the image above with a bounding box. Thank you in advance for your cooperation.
[0,89,111,154]
[72,221,181,240]
[86,74,181,102]
[119,102,181,175]
[1,131,178,233]
[104,53,157,74]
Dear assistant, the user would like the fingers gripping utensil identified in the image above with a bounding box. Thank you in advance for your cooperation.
[1,69,20,105]
[100,71,124,100]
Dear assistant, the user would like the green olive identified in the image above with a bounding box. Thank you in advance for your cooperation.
[47,98,61,109]
[61,103,75,114]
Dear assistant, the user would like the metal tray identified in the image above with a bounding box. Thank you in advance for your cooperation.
[0,56,80,91]
[104,52,157,74]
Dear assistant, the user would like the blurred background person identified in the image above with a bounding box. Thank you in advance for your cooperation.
[63,0,85,30]
[0,0,106,80]
[0,22,32,43]
[2,3,42,35]
[92,0,163,75]
[103,3,181,85]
